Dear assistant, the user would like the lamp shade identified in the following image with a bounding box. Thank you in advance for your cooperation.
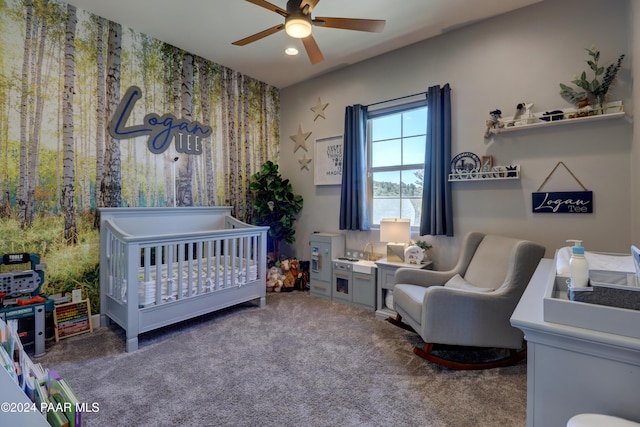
[380,218,411,243]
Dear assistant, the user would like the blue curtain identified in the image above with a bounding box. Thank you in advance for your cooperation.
[339,104,370,231]
[420,84,453,236]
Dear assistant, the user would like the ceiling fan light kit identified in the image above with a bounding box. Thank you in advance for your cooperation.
[285,15,312,38]
[234,0,385,64]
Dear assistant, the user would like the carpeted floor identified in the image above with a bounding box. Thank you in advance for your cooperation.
[38,291,527,427]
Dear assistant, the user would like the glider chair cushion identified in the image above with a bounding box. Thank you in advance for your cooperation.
[389,231,545,370]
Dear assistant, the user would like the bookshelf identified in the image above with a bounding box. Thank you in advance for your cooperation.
[2,317,83,426]
[0,367,49,426]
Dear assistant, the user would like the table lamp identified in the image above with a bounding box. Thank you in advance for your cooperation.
[380,218,411,262]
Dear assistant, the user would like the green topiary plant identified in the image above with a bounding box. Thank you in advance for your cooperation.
[560,46,625,108]
[249,161,303,262]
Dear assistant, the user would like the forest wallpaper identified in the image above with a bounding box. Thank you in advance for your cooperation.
[0,0,280,311]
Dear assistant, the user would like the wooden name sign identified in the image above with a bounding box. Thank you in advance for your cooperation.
[532,191,593,214]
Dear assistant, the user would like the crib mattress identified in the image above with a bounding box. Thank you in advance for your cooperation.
[136,260,257,308]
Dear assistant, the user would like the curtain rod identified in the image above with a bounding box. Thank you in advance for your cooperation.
[365,90,428,108]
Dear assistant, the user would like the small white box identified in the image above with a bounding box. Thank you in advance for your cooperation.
[71,288,82,302]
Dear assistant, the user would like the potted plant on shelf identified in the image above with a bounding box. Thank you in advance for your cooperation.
[559,46,625,113]
[249,161,303,263]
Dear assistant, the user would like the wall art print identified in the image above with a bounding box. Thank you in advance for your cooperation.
[314,135,343,185]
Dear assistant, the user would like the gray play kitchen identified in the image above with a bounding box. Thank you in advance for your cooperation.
[332,245,379,311]
[309,232,378,310]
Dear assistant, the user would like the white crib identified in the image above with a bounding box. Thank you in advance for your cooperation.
[99,207,268,352]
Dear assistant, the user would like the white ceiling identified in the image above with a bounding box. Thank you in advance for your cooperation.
[64,0,543,89]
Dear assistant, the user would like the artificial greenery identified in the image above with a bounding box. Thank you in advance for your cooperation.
[412,240,432,251]
[560,46,625,106]
[249,161,303,261]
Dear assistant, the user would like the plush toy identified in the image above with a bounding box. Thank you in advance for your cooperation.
[288,258,304,290]
[540,110,565,122]
[281,258,296,291]
[507,102,534,126]
[297,261,310,290]
[266,266,283,292]
[567,97,594,119]
[484,109,504,138]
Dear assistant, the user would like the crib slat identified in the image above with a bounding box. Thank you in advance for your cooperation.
[187,242,194,298]
[205,240,213,292]
[177,244,184,300]
[155,245,163,305]
[196,241,203,294]
[167,244,174,304]
[238,237,244,287]
[215,239,221,290]
[231,238,237,287]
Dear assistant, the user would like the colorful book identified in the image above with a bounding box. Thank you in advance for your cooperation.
[48,370,81,427]
[47,393,70,427]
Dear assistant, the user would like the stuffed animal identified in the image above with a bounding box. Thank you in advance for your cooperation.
[484,109,504,138]
[288,259,304,290]
[297,261,310,290]
[266,266,283,292]
[281,258,296,291]
[567,97,594,119]
[507,102,534,126]
[540,110,565,122]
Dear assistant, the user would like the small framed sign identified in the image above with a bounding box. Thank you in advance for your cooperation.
[314,135,343,185]
[532,191,593,214]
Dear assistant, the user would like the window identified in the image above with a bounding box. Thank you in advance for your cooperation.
[367,103,427,228]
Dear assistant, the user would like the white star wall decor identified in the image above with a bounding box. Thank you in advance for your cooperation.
[310,98,328,121]
[290,124,311,152]
[299,153,312,171]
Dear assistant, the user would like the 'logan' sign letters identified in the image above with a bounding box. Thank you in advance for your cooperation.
[108,86,212,155]
[531,191,593,214]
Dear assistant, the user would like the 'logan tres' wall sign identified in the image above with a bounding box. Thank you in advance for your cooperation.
[108,86,212,155]
[531,191,593,214]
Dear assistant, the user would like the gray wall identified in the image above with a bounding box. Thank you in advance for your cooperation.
[632,0,640,249]
[280,0,633,268]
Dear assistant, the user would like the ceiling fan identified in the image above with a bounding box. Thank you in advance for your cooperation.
[232,0,386,64]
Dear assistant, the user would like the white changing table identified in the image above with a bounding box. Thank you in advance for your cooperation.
[511,259,640,427]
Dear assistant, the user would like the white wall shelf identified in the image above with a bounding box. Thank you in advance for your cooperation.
[449,165,520,182]
[490,111,625,135]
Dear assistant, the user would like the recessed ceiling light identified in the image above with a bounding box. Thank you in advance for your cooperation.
[285,47,299,56]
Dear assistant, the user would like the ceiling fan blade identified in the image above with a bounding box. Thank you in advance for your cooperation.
[245,0,288,18]
[301,35,324,64]
[232,24,285,46]
[300,0,320,14]
[313,17,386,32]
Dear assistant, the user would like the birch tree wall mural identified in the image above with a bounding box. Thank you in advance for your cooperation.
[0,0,279,312]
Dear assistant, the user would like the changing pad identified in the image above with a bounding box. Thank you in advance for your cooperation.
[556,246,634,276]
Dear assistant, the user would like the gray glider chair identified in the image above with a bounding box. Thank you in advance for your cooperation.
[389,231,545,370]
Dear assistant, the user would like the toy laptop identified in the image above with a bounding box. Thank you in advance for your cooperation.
[569,245,640,310]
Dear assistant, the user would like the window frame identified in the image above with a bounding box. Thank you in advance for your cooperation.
[366,99,428,228]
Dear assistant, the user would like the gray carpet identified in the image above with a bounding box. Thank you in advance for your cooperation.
[38,292,526,427]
